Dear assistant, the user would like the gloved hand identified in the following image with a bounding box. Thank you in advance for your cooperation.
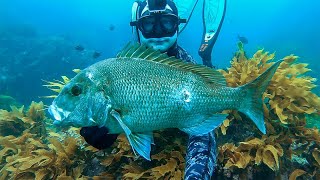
[80,126,118,150]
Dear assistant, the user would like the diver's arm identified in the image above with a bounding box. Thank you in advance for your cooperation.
[198,0,227,68]
[185,132,217,179]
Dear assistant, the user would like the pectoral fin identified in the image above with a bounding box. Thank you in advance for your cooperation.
[110,110,153,160]
[181,114,226,135]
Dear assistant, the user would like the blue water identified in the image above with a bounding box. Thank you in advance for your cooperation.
[0,0,319,105]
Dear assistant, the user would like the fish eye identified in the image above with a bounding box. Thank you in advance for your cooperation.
[71,84,82,96]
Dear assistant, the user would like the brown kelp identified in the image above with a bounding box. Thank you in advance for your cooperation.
[0,101,187,179]
[216,42,320,179]
[0,102,96,179]
[1,43,319,179]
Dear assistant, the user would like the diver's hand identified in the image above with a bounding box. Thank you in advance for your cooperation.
[80,126,118,150]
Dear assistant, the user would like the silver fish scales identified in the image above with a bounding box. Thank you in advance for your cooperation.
[49,44,283,160]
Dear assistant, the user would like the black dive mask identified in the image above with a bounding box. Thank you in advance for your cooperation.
[131,13,186,38]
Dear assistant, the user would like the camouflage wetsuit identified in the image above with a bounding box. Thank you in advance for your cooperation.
[168,42,217,180]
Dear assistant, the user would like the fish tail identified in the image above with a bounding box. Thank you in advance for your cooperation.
[239,60,283,134]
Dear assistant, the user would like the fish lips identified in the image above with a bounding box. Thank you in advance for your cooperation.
[48,104,71,126]
[48,104,98,127]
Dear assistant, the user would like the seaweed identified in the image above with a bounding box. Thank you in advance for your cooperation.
[0,106,26,137]
[1,44,319,179]
[0,100,187,179]
[215,43,320,179]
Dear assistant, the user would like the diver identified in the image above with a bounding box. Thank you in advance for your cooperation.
[80,0,226,179]
[129,0,195,63]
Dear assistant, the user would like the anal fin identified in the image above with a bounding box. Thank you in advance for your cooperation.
[181,114,226,135]
[127,132,153,160]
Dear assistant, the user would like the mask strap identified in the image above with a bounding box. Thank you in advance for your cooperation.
[131,1,141,43]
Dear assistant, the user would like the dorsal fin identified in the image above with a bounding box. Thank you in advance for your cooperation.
[117,43,226,85]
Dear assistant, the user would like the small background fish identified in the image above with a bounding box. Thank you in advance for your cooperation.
[237,34,248,44]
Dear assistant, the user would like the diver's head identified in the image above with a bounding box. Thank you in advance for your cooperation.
[131,0,185,52]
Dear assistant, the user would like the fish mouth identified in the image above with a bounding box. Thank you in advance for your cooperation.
[48,103,71,125]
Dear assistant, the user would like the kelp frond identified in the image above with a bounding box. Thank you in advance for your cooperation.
[216,45,320,178]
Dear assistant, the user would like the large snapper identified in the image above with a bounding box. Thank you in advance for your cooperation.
[49,44,282,160]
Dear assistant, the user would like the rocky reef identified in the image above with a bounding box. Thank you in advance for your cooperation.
[0,43,319,179]
[0,23,100,105]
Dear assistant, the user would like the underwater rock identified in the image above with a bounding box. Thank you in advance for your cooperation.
[82,157,107,177]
